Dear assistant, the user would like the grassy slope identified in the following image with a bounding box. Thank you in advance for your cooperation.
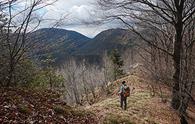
[85,75,181,124]
[1,75,194,124]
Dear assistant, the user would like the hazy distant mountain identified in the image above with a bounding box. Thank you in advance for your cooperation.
[29,28,136,64]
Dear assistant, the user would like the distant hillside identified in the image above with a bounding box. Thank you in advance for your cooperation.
[28,28,91,62]
[74,28,137,55]
[29,28,137,64]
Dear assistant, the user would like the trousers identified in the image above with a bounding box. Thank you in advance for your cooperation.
[120,95,127,110]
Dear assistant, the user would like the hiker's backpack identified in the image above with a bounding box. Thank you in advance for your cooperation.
[124,86,130,97]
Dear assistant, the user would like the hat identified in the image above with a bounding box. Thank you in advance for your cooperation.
[122,81,126,84]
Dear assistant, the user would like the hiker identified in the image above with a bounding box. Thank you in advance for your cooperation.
[118,81,130,110]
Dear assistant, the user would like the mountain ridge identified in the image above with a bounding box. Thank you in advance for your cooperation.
[74,28,136,55]
[29,28,137,64]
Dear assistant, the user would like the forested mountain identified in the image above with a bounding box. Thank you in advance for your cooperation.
[28,28,91,62]
[74,28,136,55]
[29,28,136,63]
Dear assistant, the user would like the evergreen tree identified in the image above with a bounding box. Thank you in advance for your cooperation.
[110,49,124,80]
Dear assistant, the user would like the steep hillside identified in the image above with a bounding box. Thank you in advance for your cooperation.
[0,88,97,123]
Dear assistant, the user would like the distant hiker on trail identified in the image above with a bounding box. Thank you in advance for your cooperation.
[118,81,130,110]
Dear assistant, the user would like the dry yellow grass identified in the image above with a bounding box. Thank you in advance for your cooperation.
[85,74,180,124]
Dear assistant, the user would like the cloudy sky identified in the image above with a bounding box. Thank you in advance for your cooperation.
[2,0,126,37]
[7,0,123,37]
[35,0,121,38]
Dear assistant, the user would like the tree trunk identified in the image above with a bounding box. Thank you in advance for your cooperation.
[7,58,14,87]
[172,43,182,110]
[171,6,183,110]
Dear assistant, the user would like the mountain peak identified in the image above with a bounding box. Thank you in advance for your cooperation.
[34,28,91,39]
[94,28,128,38]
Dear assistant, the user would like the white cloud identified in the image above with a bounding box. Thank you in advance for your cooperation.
[36,0,106,37]
[42,0,97,23]
[13,0,122,37]
[69,5,93,20]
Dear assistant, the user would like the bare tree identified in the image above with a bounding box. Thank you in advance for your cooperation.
[0,0,58,87]
[102,52,115,83]
[60,59,81,105]
[59,58,109,105]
